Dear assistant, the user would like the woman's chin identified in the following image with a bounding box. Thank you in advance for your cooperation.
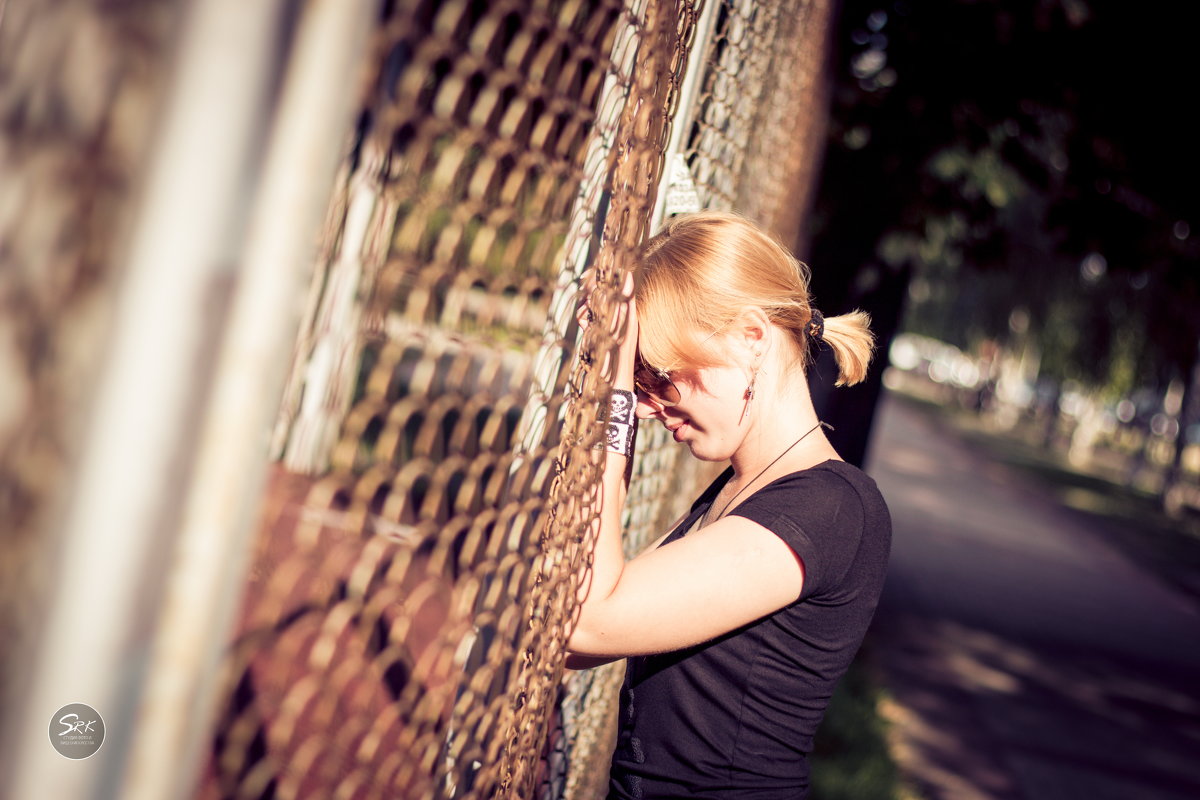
[683,440,732,463]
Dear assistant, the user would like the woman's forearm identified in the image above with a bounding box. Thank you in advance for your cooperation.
[567,463,631,658]
[582,437,631,602]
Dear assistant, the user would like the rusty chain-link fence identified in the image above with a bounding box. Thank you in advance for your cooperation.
[1,0,834,797]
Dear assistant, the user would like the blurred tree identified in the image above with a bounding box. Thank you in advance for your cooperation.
[806,0,1200,476]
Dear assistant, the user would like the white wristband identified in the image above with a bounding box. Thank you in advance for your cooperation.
[596,389,636,457]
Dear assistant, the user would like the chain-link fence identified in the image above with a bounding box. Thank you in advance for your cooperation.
[1,0,834,797]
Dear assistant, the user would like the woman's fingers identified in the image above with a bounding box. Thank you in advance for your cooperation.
[571,268,638,388]
[574,270,638,383]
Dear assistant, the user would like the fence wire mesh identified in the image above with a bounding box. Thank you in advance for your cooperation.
[200,2,700,797]
[204,0,833,797]
[0,0,833,797]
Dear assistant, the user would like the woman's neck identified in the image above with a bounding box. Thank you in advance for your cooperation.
[728,372,830,479]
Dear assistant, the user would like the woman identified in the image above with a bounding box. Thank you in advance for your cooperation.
[568,211,892,799]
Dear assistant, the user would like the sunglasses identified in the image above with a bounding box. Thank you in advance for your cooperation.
[631,320,733,407]
[633,362,681,406]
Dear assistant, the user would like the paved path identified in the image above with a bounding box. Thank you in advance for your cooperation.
[865,394,1200,800]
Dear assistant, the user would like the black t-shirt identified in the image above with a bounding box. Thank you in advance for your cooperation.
[608,460,892,800]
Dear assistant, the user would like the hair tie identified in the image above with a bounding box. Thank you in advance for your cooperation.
[808,309,825,342]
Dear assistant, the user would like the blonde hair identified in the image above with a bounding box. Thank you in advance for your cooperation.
[636,211,874,387]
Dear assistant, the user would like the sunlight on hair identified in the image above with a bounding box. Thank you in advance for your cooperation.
[636,212,875,386]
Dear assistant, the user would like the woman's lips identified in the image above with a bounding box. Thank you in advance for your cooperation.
[668,421,689,442]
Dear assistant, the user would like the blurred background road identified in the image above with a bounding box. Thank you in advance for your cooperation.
[867,391,1200,800]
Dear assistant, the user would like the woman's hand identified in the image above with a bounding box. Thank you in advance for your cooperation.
[614,275,638,391]
[576,270,638,392]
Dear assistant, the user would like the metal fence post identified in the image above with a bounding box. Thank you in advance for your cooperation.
[120,3,374,797]
[4,2,371,798]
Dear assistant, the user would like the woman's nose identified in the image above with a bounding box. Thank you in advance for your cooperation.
[635,391,663,418]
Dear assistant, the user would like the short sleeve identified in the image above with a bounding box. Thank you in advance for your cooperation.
[728,468,867,600]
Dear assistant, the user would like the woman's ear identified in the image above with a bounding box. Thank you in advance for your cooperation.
[734,306,771,356]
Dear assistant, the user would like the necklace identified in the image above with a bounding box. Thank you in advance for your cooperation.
[705,421,827,525]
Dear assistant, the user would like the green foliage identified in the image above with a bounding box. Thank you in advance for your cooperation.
[810,0,1200,398]
[928,145,1024,210]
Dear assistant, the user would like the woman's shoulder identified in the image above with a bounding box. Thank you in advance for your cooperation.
[777,459,875,488]
[756,460,889,515]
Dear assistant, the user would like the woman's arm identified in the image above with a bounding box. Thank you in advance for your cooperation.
[568,286,639,629]
[568,514,805,658]
[563,519,683,670]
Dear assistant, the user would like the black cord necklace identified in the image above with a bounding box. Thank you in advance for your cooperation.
[706,420,828,525]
